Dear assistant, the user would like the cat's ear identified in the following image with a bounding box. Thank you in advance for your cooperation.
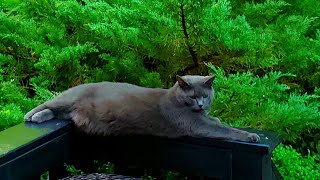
[176,75,190,89]
[203,75,215,88]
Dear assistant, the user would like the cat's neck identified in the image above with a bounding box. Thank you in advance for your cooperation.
[165,83,184,108]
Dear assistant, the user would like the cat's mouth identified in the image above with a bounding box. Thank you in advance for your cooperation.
[192,108,203,113]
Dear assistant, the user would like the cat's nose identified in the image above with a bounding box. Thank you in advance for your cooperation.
[198,104,203,108]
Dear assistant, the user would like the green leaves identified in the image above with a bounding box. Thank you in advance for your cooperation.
[31,44,97,90]
[208,64,319,145]
[0,1,319,178]
[273,144,320,180]
[240,0,288,27]
[208,64,320,179]
[0,80,39,131]
[0,104,24,131]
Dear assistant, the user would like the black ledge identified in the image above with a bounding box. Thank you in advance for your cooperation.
[0,119,282,180]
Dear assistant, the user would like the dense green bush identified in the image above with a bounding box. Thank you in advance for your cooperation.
[0,80,57,131]
[2,0,319,89]
[273,144,320,180]
[1,0,319,179]
[0,80,36,131]
[209,65,320,152]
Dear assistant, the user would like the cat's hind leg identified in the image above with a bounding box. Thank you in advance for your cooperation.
[25,97,72,122]
[29,109,55,123]
[24,103,47,121]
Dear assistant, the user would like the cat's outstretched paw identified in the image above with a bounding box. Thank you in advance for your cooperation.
[210,117,222,124]
[246,133,260,142]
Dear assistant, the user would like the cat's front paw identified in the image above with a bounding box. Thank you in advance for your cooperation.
[210,117,221,124]
[245,133,260,142]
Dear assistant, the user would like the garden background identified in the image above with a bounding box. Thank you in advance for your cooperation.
[0,0,319,179]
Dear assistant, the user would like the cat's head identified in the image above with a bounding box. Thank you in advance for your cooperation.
[174,75,215,112]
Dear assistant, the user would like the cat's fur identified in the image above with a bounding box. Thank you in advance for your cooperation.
[25,75,260,142]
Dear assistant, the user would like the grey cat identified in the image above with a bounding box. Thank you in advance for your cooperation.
[24,75,260,142]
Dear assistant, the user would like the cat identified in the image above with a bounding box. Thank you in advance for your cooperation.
[24,75,260,142]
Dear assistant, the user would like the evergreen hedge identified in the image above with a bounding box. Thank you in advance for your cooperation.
[0,0,319,179]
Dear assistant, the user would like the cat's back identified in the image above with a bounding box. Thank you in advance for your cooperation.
[92,82,165,99]
[58,81,166,103]
[73,81,167,120]
[95,81,151,94]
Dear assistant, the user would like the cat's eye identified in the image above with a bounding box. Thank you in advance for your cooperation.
[203,95,208,98]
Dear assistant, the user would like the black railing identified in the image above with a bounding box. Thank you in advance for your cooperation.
[0,119,282,180]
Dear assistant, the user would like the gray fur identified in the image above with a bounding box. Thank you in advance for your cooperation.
[25,75,260,142]
[31,109,54,122]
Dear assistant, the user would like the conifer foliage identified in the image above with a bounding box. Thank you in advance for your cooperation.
[0,0,319,179]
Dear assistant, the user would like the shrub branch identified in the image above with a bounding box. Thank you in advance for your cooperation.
[178,1,199,75]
